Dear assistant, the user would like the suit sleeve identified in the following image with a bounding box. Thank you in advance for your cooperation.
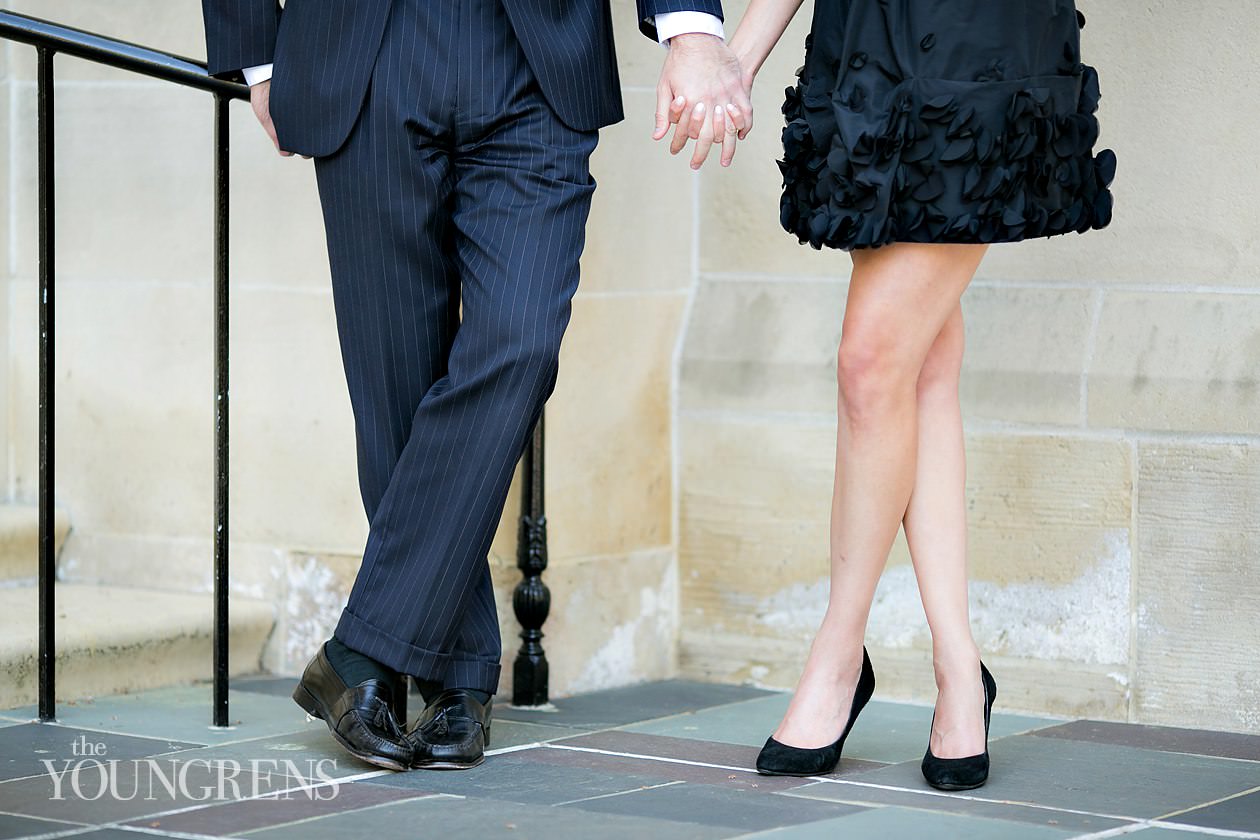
[635,0,724,41]
[201,0,282,80]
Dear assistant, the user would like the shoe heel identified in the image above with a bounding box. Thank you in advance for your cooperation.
[292,682,324,720]
[921,660,995,791]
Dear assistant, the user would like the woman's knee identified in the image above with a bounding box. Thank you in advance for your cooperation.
[836,327,916,419]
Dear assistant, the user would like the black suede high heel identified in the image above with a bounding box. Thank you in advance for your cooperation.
[755,646,876,776]
[921,660,997,790]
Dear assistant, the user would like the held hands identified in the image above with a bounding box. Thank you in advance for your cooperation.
[654,34,754,169]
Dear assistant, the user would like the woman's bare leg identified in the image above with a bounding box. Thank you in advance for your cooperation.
[903,302,987,758]
[773,243,987,749]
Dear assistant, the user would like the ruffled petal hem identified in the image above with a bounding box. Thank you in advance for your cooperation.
[778,63,1117,251]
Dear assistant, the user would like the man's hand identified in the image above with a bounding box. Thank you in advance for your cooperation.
[249,80,294,157]
[654,34,753,169]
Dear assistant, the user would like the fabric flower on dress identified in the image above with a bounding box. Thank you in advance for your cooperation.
[778,44,1117,251]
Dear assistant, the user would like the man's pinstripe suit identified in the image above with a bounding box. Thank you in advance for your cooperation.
[202,0,723,695]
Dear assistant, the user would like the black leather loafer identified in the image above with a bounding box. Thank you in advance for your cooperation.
[291,642,413,771]
[406,688,492,770]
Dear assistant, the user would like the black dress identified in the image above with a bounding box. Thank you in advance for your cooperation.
[778,0,1116,250]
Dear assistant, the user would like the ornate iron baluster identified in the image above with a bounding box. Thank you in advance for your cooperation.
[512,415,550,706]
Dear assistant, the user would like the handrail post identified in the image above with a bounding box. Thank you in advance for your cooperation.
[0,10,250,726]
[37,45,57,723]
[212,93,231,728]
[512,415,550,706]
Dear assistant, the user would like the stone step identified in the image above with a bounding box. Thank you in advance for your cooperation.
[0,504,71,582]
[0,583,275,711]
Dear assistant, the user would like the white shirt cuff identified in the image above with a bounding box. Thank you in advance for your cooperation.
[655,12,725,46]
[242,63,274,86]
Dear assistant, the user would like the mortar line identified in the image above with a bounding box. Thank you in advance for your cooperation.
[1155,783,1260,821]
[1068,826,1153,840]
[0,720,214,757]
[0,809,91,829]
[5,279,13,502]
[1072,822,1260,840]
[0,826,111,840]
[0,729,284,769]
[1079,287,1105,427]
[0,763,395,824]
[91,769,423,834]
[7,61,16,279]
[108,826,301,840]
[1144,826,1260,839]
[484,741,550,756]
[6,67,17,501]
[699,271,1260,296]
[786,779,1151,825]
[662,153,705,675]
[1128,435,1140,723]
[676,407,1260,444]
[552,779,686,807]
[545,741,748,772]
[535,685,788,730]
[5,274,327,295]
[548,742,1161,825]
[1038,826,1149,836]
[572,288,689,299]
[51,540,677,580]
[131,794,463,839]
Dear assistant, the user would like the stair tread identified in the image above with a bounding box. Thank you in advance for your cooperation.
[0,504,72,582]
[0,582,273,660]
[1,582,276,708]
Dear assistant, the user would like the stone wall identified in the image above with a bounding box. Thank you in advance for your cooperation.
[3,1,1257,732]
[675,0,1260,734]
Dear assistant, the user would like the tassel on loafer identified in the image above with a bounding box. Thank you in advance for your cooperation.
[290,642,413,771]
[406,688,492,770]
[921,660,997,790]
[755,646,876,776]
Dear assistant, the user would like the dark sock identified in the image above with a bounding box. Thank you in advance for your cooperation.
[324,637,395,686]
[413,677,444,701]
[461,688,492,705]
[414,680,490,706]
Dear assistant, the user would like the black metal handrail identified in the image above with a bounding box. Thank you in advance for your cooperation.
[0,8,553,723]
[0,8,246,726]
[0,12,244,96]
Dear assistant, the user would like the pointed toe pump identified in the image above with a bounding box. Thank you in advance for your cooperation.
[921,660,997,790]
[756,646,876,777]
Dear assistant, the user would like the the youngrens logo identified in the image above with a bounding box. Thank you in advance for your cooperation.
[41,735,341,801]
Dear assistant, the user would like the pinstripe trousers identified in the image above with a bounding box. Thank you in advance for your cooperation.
[313,0,599,694]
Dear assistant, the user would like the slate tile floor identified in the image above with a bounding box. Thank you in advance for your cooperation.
[1,676,1257,839]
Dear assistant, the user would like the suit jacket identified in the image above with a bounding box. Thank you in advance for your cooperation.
[203,0,723,157]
